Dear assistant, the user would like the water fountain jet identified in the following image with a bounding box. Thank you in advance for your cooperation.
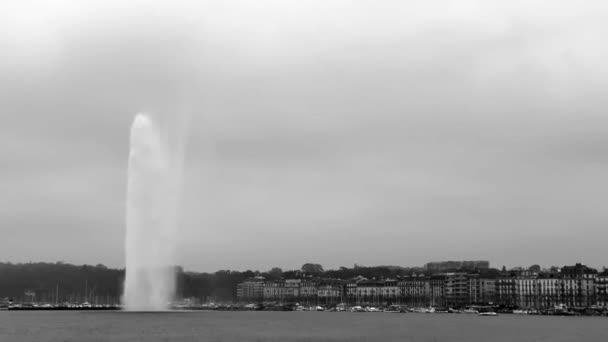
[122,113,183,311]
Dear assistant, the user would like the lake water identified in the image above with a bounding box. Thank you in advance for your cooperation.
[1,311,606,341]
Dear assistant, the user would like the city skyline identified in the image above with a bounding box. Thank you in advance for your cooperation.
[2,1,608,272]
[2,259,606,310]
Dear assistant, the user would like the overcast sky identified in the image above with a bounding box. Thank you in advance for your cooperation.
[1,0,607,272]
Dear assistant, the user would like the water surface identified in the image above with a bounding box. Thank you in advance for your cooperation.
[1,311,606,342]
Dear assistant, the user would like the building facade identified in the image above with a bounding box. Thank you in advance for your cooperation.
[429,275,446,308]
[234,263,605,310]
[596,271,608,308]
[496,274,517,307]
[381,279,400,305]
[560,264,597,308]
[515,275,537,309]
[236,277,265,302]
[355,280,384,306]
[398,275,429,307]
[469,277,495,305]
[317,280,343,305]
[537,274,560,309]
[299,279,318,305]
[444,273,469,308]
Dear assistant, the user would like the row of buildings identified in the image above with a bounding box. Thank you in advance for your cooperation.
[237,264,608,309]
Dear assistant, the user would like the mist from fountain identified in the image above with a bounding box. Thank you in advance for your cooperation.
[122,113,183,311]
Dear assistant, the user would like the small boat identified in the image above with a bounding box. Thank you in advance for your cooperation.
[384,305,406,313]
[478,312,498,316]
[463,309,479,314]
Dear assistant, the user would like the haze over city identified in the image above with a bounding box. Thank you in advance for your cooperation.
[1,0,607,272]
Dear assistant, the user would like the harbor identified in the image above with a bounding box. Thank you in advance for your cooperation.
[3,301,606,317]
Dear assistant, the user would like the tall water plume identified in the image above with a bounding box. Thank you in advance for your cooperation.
[123,113,186,311]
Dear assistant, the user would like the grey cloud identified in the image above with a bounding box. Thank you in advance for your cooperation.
[1,1,608,271]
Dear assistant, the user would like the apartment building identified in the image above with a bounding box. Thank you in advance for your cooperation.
[496,274,517,306]
[380,279,400,304]
[444,273,469,308]
[236,276,265,302]
[262,280,285,302]
[469,277,495,305]
[398,275,429,307]
[515,275,537,309]
[537,274,560,308]
[560,263,597,308]
[596,271,608,307]
[317,280,343,305]
[429,274,446,307]
[283,279,301,300]
[299,279,318,304]
[355,280,381,305]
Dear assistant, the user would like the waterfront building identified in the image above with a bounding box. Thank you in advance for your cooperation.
[344,276,367,305]
[444,273,469,308]
[283,279,301,301]
[515,274,538,309]
[429,274,446,308]
[236,277,265,302]
[261,279,304,303]
[398,274,429,307]
[299,279,318,305]
[469,277,496,305]
[263,280,286,302]
[560,264,597,308]
[537,274,560,309]
[496,274,517,307]
[345,280,358,304]
[380,279,400,305]
[595,271,608,308]
[355,280,385,306]
[317,280,343,305]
